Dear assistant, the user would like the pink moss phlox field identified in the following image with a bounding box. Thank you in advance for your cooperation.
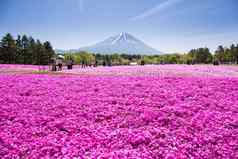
[0,74,237,158]
[63,65,238,77]
[0,64,44,74]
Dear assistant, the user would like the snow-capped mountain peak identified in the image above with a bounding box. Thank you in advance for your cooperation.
[110,32,137,45]
[79,32,162,55]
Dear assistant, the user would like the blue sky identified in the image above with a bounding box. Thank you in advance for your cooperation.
[1,0,238,53]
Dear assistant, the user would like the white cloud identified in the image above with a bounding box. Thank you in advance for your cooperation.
[132,0,184,20]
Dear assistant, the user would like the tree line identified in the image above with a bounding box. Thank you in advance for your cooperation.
[1,33,237,66]
[62,44,238,66]
[0,33,55,65]
[63,52,142,66]
[64,51,95,66]
[215,44,238,64]
[141,45,238,65]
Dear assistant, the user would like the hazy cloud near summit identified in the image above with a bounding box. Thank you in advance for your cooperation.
[132,0,184,20]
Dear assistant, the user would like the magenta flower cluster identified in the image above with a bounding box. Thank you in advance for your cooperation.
[0,64,41,74]
[0,73,237,158]
[64,65,238,77]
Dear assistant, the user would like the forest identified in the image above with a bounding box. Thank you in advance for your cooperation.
[1,33,238,66]
[0,33,55,65]
[63,45,238,66]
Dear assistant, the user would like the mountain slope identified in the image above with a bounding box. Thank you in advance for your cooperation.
[80,32,161,55]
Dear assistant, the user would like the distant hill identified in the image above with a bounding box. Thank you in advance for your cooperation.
[56,32,162,55]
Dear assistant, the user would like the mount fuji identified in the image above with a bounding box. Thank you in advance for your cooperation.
[79,32,162,55]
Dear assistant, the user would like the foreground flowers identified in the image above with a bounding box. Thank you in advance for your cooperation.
[0,74,237,158]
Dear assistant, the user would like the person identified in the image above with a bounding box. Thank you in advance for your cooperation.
[94,60,98,67]
[50,59,57,71]
[52,64,57,71]
[67,59,73,70]
[82,60,85,68]
[141,60,145,66]
[58,63,63,71]
[213,60,219,66]
[71,59,74,69]
[103,61,106,67]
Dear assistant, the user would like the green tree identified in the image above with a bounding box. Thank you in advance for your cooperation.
[215,45,225,63]
[230,44,237,63]
[0,33,17,63]
[21,35,31,64]
[187,48,212,64]
[236,44,238,64]
[16,35,23,63]
[187,49,196,64]
[35,40,47,65]
[111,54,122,65]
[64,52,75,61]
[0,41,2,63]
[28,37,37,64]
[201,48,212,64]
[224,48,232,63]
[43,41,55,64]
[74,53,82,64]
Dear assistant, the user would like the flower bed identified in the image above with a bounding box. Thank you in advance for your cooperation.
[0,64,46,74]
[63,65,238,77]
[0,74,237,158]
